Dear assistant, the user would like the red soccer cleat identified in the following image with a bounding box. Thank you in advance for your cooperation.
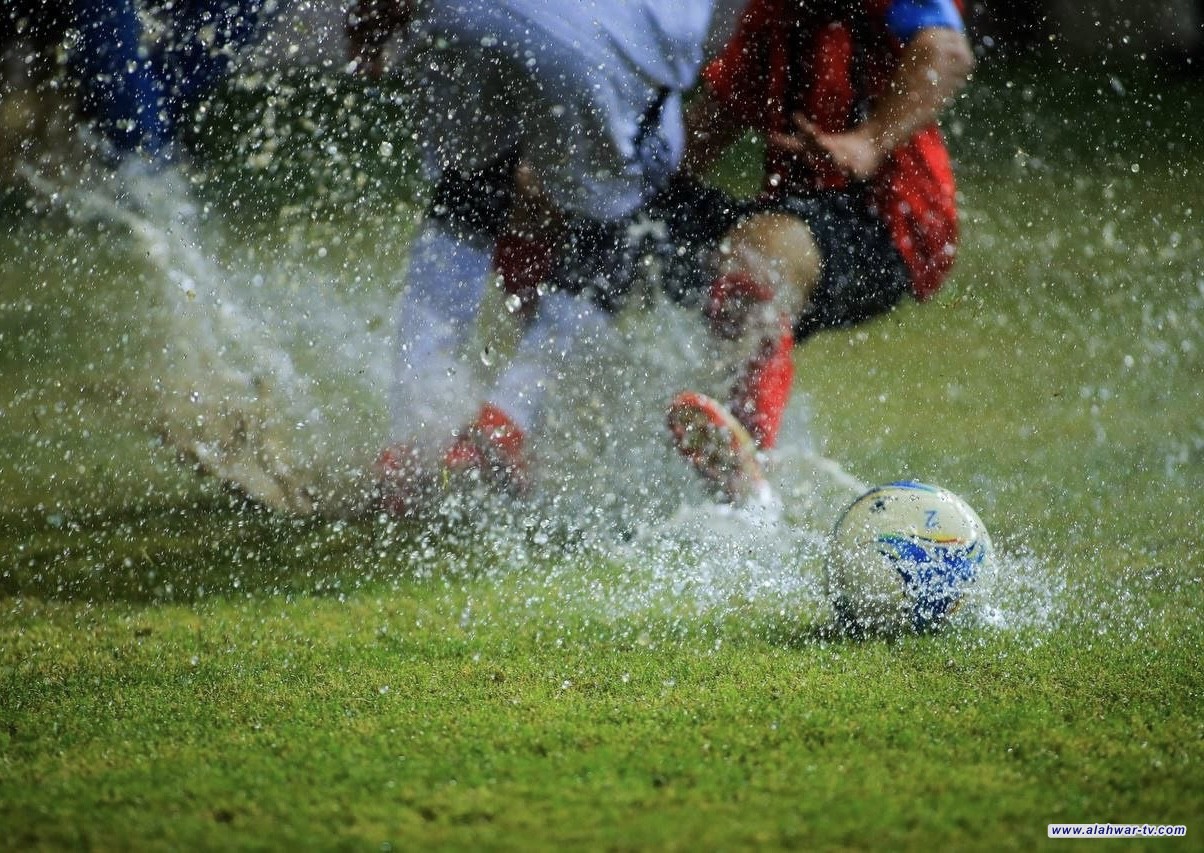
[442,403,531,497]
[666,391,766,505]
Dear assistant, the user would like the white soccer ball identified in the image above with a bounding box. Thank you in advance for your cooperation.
[825,481,993,633]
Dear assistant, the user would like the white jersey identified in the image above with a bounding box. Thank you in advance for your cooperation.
[403,0,741,220]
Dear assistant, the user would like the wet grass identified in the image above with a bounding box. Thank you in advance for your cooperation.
[2,59,1202,848]
[2,580,1199,849]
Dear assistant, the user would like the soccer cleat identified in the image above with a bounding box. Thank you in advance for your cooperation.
[374,442,438,519]
[666,391,766,505]
[442,403,531,497]
[703,273,795,450]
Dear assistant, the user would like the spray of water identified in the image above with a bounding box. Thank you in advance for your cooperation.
[22,159,393,514]
[17,162,1061,639]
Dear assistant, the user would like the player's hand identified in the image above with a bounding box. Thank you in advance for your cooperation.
[346,0,414,78]
[769,113,885,181]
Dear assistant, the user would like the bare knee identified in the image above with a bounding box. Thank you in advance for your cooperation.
[716,213,821,316]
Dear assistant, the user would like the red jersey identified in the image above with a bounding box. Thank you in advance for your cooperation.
[703,0,962,299]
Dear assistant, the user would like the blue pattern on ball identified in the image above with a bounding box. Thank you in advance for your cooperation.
[877,534,987,629]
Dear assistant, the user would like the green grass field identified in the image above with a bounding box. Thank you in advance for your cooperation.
[2,60,1202,849]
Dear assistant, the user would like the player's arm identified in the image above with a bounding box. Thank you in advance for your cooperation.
[772,25,974,180]
[346,0,414,77]
[855,26,974,163]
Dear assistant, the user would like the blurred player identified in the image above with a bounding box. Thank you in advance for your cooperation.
[67,0,269,161]
[667,0,976,503]
[347,0,746,516]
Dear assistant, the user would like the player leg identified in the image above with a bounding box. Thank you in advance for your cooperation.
[69,0,170,157]
[162,0,270,135]
[379,11,561,514]
[708,212,821,448]
[376,145,533,513]
[667,211,820,504]
[451,287,609,497]
[668,193,911,504]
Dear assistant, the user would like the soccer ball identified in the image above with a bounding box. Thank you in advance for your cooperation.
[825,481,992,633]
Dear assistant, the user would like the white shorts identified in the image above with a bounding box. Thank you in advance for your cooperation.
[401,0,721,220]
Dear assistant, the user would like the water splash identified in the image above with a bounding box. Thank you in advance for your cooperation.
[21,159,393,514]
[16,161,1064,641]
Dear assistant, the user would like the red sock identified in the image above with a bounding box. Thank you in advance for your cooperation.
[493,233,552,323]
[729,324,794,449]
[705,274,795,450]
[705,272,776,340]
